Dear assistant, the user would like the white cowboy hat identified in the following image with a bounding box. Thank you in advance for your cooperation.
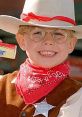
[0,0,82,39]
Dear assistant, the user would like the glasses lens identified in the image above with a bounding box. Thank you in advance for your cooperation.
[30,28,45,42]
[52,31,67,43]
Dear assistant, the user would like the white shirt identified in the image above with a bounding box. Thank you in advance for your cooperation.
[58,88,82,117]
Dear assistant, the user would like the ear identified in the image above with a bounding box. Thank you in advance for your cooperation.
[68,37,77,54]
[16,33,26,51]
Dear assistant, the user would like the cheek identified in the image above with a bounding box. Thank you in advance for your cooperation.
[24,38,41,52]
[62,42,70,50]
[58,43,70,55]
[24,40,38,57]
[24,39,34,50]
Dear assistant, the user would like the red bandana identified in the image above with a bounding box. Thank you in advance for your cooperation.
[15,59,70,104]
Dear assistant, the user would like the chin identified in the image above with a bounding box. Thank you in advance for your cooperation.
[29,58,66,68]
[37,63,58,68]
[37,60,66,68]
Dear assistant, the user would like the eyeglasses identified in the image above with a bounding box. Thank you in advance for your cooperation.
[24,27,70,44]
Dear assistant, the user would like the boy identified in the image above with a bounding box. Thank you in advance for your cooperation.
[0,0,82,117]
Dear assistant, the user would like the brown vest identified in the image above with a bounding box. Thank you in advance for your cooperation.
[0,71,82,117]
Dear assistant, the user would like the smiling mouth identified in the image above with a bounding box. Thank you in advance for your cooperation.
[39,50,57,57]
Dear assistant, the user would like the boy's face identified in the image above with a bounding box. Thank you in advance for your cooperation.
[16,26,77,68]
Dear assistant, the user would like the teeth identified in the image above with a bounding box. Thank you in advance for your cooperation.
[39,51,56,56]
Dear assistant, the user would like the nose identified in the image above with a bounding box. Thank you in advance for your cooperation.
[43,33,54,45]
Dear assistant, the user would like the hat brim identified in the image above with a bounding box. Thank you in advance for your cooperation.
[0,15,82,39]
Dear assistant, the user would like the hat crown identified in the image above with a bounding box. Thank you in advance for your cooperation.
[23,0,75,20]
[0,0,82,39]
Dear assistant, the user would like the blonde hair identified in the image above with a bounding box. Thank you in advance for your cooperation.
[17,25,30,35]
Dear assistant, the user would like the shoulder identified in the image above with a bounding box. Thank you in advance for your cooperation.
[57,78,82,117]
[0,71,25,117]
[0,71,18,98]
[63,77,82,88]
[58,87,82,117]
[0,71,18,85]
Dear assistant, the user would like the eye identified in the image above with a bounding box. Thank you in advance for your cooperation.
[53,32,64,36]
[53,32,65,39]
[33,31,42,35]
[30,30,44,41]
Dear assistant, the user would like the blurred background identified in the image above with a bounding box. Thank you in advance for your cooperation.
[0,0,82,80]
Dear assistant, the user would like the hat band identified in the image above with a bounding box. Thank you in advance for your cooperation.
[21,12,76,26]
